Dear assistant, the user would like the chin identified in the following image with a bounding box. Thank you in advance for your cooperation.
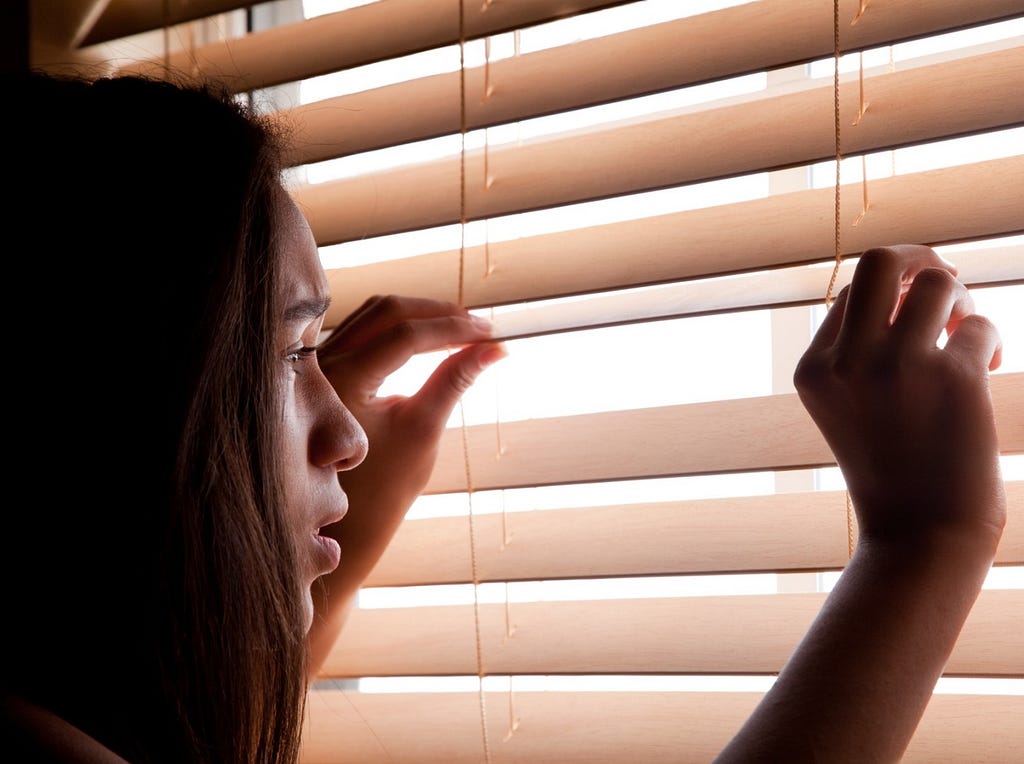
[301,590,315,634]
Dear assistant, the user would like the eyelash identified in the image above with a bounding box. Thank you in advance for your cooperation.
[285,346,318,371]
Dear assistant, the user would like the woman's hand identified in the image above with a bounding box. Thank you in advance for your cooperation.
[319,294,506,494]
[307,295,507,674]
[716,244,1006,762]
[793,244,1005,549]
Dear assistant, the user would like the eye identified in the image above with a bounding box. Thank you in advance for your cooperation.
[284,345,318,372]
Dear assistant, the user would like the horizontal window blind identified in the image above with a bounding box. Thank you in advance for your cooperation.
[289,40,1024,246]
[34,1,1024,762]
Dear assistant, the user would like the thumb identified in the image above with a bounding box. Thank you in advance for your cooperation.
[413,341,508,420]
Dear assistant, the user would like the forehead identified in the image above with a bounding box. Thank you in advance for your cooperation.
[276,187,329,311]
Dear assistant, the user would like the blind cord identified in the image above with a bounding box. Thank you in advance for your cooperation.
[825,0,843,310]
[457,1,494,760]
[829,0,861,559]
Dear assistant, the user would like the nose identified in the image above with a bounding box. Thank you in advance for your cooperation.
[309,373,368,473]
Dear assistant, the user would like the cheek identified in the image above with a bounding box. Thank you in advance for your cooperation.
[280,382,321,597]
[279,381,311,520]
[280,381,304,456]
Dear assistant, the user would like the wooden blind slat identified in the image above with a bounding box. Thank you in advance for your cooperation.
[322,590,1022,677]
[83,0,255,46]
[423,372,1023,494]
[299,690,763,764]
[485,247,1023,342]
[322,157,1024,324]
[112,0,631,89]
[301,689,1024,763]
[365,482,1024,587]
[101,0,1023,135]
[281,0,1024,164]
[322,159,1024,325]
[305,688,1024,763]
[295,45,1024,246]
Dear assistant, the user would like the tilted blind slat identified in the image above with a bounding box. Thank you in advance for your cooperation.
[301,689,1024,763]
[327,214,1024,342]
[321,170,1024,326]
[295,44,1024,246]
[365,482,1024,587]
[423,372,1023,494]
[113,0,633,90]
[82,0,259,46]
[485,247,1023,342]
[281,0,1024,164]
[322,590,1022,677]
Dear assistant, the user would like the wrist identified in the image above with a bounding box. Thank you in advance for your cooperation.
[854,521,1001,596]
[863,506,1002,552]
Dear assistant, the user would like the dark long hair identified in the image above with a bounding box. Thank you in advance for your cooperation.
[4,71,307,762]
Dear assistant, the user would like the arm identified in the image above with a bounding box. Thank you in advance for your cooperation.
[716,245,1006,762]
[307,295,507,677]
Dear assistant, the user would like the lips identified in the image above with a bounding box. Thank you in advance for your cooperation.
[311,529,341,575]
[308,491,347,576]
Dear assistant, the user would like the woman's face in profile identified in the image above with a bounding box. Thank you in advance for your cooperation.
[273,188,368,632]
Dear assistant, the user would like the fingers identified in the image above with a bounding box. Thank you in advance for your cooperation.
[414,341,509,421]
[889,267,976,355]
[797,244,990,398]
[831,246,995,370]
[327,294,410,341]
[944,313,1003,372]
[319,305,495,399]
[835,245,956,355]
[803,286,850,356]
[320,295,486,355]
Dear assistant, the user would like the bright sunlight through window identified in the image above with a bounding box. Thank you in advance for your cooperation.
[298,0,1023,697]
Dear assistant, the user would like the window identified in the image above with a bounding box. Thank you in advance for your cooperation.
[31,1,1023,760]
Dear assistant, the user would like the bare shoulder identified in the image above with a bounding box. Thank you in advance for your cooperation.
[1,695,130,763]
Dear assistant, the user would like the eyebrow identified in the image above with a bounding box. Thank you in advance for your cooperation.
[283,296,332,324]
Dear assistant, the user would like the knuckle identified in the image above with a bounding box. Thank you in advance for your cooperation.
[386,319,417,345]
[793,354,830,392]
[856,247,897,271]
[795,348,898,393]
[358,294,387,312]
[910,266,957,291]
[957,312,997,335]
[448,365,476,394]
[446,314,472,334]
[373,294,403,316]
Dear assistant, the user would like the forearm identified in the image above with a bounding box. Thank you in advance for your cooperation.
[715,526,999,763]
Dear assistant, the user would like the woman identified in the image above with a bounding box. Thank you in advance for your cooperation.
[2,70,1005,763]
[4,70,500,762]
